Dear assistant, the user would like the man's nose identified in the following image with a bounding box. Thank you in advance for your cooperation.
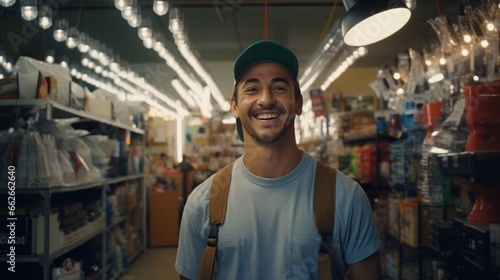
[257,89,276,107]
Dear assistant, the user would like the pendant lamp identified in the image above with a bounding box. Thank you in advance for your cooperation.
[341,0,411,46]
[20,0,37,21]
[153,0,169,16]
[0,0,16,8]
[38,5,53,29]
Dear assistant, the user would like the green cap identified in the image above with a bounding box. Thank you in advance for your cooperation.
[233,40,299,142]
[234,40,299,82]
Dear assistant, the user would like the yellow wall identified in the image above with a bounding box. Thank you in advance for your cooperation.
[327,67,379,96]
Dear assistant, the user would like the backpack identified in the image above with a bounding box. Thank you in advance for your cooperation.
[197,160,337,280]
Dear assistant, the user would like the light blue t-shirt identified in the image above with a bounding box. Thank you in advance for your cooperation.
[175,152,380,280]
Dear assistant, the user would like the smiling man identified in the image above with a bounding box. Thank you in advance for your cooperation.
[175,40,382,280]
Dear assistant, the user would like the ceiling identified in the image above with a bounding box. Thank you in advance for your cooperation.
[0,0,462,114]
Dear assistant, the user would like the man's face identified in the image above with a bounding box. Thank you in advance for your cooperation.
[231,62,303,144]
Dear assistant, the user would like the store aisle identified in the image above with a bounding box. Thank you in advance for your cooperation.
[126,247,179,279]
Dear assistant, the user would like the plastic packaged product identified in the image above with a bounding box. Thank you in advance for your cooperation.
[427,15,458,54]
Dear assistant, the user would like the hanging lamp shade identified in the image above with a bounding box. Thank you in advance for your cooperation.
[341,0,411,47]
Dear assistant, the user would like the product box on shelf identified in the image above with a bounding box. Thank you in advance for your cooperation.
[387,196,401,238]
[0,71,72,106]
[84,95,113,121]
[399,201,452,248]
[490,224,500,273]
[24,210,105,255]
[17,71,49,99]
[12,56,73,106]
[32,212,64,254]
[452,218,491,271]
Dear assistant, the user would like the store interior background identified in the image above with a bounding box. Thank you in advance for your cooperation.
[1,0,500,280]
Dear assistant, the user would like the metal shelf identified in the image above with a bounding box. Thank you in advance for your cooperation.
[0,176,130,195]
[127,173,145,181]
[48,226,104,262]
[0,99,144,134]
[107,215,127,230]
[0,99,147,279]
[0,226,103,264]
[438,151,500,184]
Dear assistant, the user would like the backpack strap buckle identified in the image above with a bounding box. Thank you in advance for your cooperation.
[207,223,220,247]
[318,231,333,254]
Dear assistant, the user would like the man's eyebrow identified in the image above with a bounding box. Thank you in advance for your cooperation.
[242,78,260,86]
[271,77,291,85]
[242,77,291,86]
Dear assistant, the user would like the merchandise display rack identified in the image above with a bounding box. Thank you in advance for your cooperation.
[0,99,144,134]
[437,151,500,278]
[438,151,500,184]
[0,99,146,280]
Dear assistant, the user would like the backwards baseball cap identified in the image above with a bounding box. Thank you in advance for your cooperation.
[233,40,299,142]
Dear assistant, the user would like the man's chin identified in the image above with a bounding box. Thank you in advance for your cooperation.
[254,131,282,144]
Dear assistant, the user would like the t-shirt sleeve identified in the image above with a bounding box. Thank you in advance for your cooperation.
[342,182,381,264]
[175,179,212,279]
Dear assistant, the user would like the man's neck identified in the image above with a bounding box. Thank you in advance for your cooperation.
[242,141,302,178]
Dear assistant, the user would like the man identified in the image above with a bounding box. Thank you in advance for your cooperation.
[176,40,382,280]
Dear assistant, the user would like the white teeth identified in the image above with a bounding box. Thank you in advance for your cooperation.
[256,113,278,120]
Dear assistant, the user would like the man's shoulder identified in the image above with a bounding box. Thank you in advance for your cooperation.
[185,174,215,208]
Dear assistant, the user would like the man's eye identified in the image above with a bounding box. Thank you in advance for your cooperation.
[244,87,258,93]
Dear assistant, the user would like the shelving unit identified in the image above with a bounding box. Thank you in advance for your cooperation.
[434,151,500,279]
[0,99,146,280]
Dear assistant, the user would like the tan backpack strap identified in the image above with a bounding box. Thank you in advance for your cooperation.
[198,162,234,280]
[314,160,337,280]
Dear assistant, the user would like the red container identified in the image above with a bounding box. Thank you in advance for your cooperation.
[466,182,500,224]
[422,101,442,128]
[464,82,500,151]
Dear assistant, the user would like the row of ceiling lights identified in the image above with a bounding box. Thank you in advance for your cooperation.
[1,0,225,120]
[3,0,419,120]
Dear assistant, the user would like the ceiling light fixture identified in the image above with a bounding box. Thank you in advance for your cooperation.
[341,0,411,47]
[127,6,142,27]
[53,21,184,119]
[320,46,367,91]
[54,18,68,42]
[20,0,37,21]
[153,0,169,16]
[77,32,90,53]
[66,27,79,49]
[138,18,153,40]
[45,50,55,64]
[166,7,228,113]
[114,5,207,116]
[299,19,366,94]
[0,0,15,7]
[121,0,136,20]
[38,5,53,29]
[171,79,197,108]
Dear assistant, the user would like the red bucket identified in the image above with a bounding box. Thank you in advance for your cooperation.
[464,82,500,151]
[464,82,500,126]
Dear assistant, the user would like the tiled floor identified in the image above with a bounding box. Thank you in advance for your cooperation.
[126,247,179,279]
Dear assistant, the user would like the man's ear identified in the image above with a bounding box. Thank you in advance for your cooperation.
[230,97,239,118]
[296,94,303,116]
